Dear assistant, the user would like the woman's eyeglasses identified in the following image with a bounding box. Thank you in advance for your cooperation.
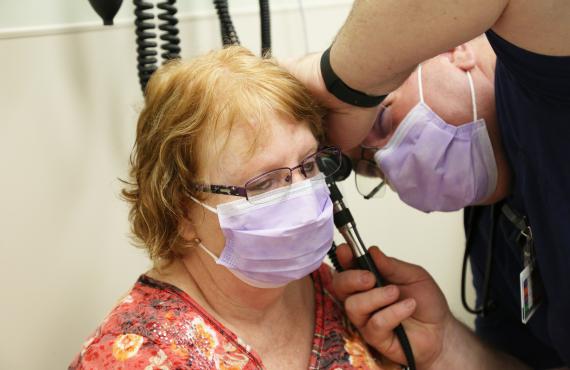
[191,146,342,204]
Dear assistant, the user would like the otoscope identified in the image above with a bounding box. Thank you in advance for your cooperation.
[320,154,417,370]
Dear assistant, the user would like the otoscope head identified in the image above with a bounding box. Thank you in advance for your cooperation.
[317,152,353,203]
[88,0,123,26]
[335,153,353,181]
[318,152,353,182]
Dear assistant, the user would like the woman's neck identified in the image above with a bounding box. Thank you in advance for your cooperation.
[149,251,313,327]
[147,253,317,366]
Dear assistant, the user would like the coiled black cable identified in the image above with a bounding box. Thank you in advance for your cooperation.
[323,154,417,370]
[134,0,158,93]
[328,242,343,272]
[213,0,240,46]
[157,0,181,61]
[259,0,271,57]
[461,205,498,316]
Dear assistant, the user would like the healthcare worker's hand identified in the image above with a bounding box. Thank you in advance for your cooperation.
[281,52,380,151]
[332,244,454,369]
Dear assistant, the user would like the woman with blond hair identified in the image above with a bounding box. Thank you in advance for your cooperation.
[69,46,400,370]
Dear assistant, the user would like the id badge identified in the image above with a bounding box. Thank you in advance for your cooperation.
[519,237,543,324]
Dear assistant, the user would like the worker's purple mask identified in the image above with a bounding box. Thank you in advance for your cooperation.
[375,64,497,212]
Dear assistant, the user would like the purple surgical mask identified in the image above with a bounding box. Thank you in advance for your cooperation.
[191,176,333,288]
[374,64,497,212]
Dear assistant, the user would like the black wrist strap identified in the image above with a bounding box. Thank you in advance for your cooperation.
[320,47,387,108]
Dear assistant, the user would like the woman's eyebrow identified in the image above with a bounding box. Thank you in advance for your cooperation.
[301,143,319,160]
[241,141,320,181]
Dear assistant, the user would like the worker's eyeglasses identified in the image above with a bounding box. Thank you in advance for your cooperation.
[191,146,341,204]
[354,145,386,200]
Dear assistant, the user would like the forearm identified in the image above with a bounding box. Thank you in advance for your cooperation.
[332,21,415,96]
[330,0,507,95]
[432,318,531,370]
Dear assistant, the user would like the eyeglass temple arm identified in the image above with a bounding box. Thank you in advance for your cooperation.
[364,181,385,200]
[192,183,247,197]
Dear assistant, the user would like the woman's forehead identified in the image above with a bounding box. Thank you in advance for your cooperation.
[201,117,317,184]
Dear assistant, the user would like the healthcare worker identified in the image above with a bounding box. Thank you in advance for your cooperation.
[286,1,570,369]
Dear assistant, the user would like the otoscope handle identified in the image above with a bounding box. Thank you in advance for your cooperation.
[356,252,415,370]
[322,156,415,370]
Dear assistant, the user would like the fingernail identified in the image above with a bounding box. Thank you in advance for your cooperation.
[384,285,397,297]
[404,298,416,310]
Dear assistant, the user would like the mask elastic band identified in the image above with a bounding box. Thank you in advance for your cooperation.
[418,63,478,121]
[189,195,218,214]
[197,241,219,261]
[466,71,478,121]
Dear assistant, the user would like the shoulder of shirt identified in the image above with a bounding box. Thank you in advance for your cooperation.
[69,276,236,369]
[86,275,202,346]
[69,330,210,370]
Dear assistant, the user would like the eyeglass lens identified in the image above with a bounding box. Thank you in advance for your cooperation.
[245,147,340,203]
[355,160,386,199]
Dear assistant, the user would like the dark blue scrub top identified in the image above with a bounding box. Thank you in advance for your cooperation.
[467,30,570,369]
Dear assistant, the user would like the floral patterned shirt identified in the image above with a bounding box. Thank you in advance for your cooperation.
[69,264,391,370]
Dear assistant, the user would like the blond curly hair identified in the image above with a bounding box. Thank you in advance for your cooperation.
[122,46,324,265]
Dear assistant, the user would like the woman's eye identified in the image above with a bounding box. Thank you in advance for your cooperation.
[249,178,275,191]
[303,161,317,175]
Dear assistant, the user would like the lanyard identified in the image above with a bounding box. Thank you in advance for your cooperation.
[502,203,534,267]
[502,203,543,324]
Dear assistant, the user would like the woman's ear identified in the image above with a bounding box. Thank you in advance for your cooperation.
[450,43,477,71]
[179,205,200,241]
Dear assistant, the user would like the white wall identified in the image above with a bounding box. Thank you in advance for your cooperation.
[0,1,474,369]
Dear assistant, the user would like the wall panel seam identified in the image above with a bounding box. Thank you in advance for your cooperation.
[0,0,351,40]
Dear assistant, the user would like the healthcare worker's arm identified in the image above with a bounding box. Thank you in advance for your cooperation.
[332,244,531,370]
[287,0,508,150]
[332,0,507,95]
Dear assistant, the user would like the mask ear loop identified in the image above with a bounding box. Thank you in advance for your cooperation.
[185,194,221,261]
[417,63,425,104]
[183,195,207,226]
[195,239,220,261]
[189,195,218,214]
[466,71,478,121]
